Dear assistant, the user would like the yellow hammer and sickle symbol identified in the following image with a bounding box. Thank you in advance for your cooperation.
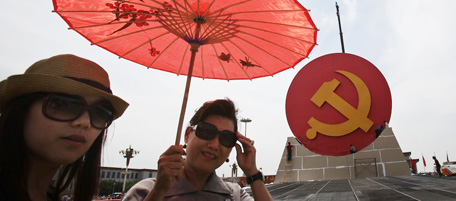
[306,70,374,140]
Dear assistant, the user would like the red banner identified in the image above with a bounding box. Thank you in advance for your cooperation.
[422,155,426,167]
[411,157,417,171]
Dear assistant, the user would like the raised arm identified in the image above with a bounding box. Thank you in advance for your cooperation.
[235,132,273,201]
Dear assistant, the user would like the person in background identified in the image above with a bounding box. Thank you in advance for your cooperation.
[433,156,442,177]
[124,98,273,201]
[375,125,384,138]
[0,54,129,201]
[286,142,294,162]
[383,121,389,128]
[350,144,357,154]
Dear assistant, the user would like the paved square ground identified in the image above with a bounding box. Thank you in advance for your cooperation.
[246,175,456,201]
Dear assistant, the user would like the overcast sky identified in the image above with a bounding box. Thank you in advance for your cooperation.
[1,0,455,177]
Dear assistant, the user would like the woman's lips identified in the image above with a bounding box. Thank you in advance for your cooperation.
[202,151,216,160]
[63,134,86,145]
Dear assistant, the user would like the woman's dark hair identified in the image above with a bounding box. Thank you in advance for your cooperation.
[189,98,238,132]
[0,93,106,201]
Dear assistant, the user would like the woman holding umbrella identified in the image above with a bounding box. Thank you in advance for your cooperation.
[0,54,129,201]
[124,99,272,201]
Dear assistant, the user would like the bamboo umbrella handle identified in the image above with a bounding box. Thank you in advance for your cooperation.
[175,42,200,145]
[175,20,202,145]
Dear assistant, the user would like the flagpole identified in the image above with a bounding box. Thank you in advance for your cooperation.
[335,2,346,53]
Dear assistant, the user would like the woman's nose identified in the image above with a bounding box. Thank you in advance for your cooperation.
[207,135,220,149]
[71,110,91,128]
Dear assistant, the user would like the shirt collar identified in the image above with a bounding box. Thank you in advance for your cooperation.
[165,171,232,197]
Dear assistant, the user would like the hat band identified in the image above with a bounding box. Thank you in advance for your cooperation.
[64,76,112,94]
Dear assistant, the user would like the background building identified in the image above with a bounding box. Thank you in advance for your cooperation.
[100,166,158,183]
[60,166,157,197]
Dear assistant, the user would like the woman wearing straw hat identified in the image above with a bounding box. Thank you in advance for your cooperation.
[0,54,129,201]
[124,99,272,201]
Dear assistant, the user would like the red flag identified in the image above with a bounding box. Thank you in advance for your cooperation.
[410,157,417,171]
[422,155,426,167]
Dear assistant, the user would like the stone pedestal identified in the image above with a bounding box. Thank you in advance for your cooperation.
[275,127,411,182]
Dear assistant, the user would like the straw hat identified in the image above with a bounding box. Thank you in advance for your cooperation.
[0,54,129,119]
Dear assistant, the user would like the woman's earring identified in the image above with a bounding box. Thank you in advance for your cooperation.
[183,143,187,149]
[226,158,229,163]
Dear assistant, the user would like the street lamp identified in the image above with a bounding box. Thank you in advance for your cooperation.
[119,145,139,194]
[112,181,116,195]
[230,163,238,183]
[240,118,252,137]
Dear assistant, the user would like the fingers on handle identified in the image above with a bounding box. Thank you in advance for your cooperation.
[163,145,186,156]
[158,145,185,177]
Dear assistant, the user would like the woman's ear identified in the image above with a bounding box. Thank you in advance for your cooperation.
[184,126,192,143]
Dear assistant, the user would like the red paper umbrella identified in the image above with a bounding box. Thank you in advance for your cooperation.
[53,0,318,144]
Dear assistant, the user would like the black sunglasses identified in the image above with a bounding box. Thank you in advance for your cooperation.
[193,122,238,148]
[42,93,115,129]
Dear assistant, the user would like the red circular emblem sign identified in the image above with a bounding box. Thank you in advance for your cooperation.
[286,53,392,156]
